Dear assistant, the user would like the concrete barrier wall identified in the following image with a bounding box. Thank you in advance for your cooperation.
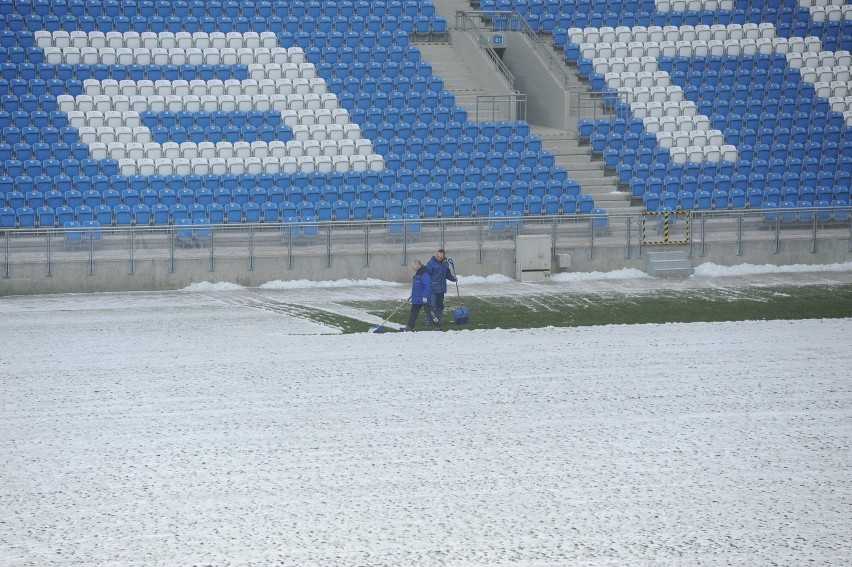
[449,30,515,96]
[3,229,850,296]
[502,32,569,129]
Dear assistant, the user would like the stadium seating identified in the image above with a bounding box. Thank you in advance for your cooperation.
[555,0,851,212]
[0,0,604,230]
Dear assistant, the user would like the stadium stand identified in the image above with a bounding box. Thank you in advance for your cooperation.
[0,0,595,229]
[534,0,852,219]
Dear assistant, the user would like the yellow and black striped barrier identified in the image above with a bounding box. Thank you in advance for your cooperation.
[641,210,691,245]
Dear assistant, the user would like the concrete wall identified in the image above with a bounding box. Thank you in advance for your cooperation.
[448,29,518,121]
[0,246,520,296]
[450,29,514,95]
[501,32,569,129]
[3,233,850,296]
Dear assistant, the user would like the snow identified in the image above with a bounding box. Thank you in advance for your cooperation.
[694,261,852,277]
[2,264,852,565]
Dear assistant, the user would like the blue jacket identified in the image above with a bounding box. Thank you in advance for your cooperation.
[410,265,432,304]
[426,256,457,294]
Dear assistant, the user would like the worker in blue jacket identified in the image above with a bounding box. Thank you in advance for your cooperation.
[424,248,457,326]
[404,260,440,331]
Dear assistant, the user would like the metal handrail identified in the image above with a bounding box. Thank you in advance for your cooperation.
[474,92,527,122]
[458,10,573,91]
[454,10,516,90]
[509,11,574,91]
[3,207,851,291]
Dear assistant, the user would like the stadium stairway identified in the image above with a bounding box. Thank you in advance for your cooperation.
[428,0,632,214]
[414,42,494,120]
[532,125,632,214]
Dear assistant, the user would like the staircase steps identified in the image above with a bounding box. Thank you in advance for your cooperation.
[423,0,637,215]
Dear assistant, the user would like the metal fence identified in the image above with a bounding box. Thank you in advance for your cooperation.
[473,92,527,122]
[455,10,517,90]
[4,208,851,282]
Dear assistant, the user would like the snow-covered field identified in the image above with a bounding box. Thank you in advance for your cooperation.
[2,263,851,566]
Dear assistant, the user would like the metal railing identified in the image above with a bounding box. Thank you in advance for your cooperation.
[508,11,573,91]
[3,207,851,286]
[456,10,573,91]
[473,92,527,122]
[455,10,516,90]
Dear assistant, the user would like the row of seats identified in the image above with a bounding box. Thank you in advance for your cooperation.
[632,173,852,197]
[642,191,850,218]
[0,168,579,202]
[0,152,385,176]
[0,14,448,36]
[137,109,294,128]
[58,93,347,113]
[619,153,849,177]
[0,139,372,164]
[39,44,434,67]
[492,11,849,38]
[89,138,375,158]
[652,67,808,87]
[9,125,548,152]
[0,0,439,20]
[566,23,779,45]
[605,138,850,164]
[17,31,420,53]
[651,53,795,72]
[0,48,425,82]
[612,142,852,168]
[1,115,530,143]
[38,30,283,49]
[2,154,568,177]
[603,159,848,191]
[662,82,818,104]
[0,123,303,144]
[571,37,824,65]
[0,192,599,228]
[581,54,789,75]
[483,0,656,14]
[2,182,590,210]
[0,177,587,206]
[30,14,445,34]
[625,96,832,118]
[41,46,314,67]
[706,112,848,131]
[2,61,253,80]
[0,93,58,111]
[77,75,427,98]
[0,17,446,49]
[7,119,354,142]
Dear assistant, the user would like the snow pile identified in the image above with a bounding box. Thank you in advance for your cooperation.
[551,268,652,282]
[181,281,245,292]
[260,278,402,290]
[694,261,852,277]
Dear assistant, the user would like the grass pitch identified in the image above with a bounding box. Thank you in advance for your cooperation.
[343,284,852,333]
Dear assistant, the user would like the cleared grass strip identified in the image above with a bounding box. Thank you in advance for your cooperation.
[340,284,852,333]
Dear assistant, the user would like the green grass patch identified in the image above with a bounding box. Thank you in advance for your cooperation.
[342,284,852,333]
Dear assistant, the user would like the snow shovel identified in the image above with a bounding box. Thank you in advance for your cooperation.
[370,297,409,333]
[448,259,469,325]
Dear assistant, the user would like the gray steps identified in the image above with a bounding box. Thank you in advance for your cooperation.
[533,128,632,214]
[415,41,491,119]
[423,1,636,215]
[645,250,694,277]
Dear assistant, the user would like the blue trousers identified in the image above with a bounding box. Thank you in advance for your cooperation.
[425,292,446,324]
[407,302,437,330]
